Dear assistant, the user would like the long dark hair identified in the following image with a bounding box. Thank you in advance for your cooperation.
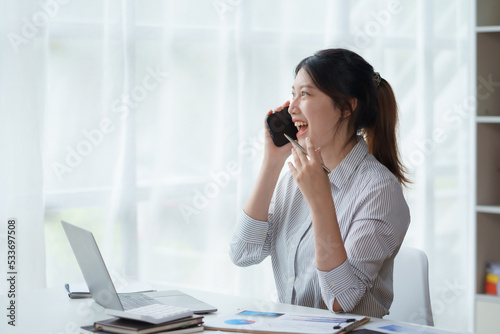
[295,48,409,186]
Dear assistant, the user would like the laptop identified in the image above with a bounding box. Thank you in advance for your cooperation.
[61,221,217,314]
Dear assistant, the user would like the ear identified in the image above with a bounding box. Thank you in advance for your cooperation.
[343,98,357,118]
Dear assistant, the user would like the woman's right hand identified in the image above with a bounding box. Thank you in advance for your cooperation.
[263,100,293,166]
[243,101,293,221]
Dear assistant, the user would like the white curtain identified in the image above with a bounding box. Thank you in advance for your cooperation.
[1,0,472,332]
[0,0,47,293]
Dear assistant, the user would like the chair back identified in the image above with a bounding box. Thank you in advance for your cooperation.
[386,247,434,326]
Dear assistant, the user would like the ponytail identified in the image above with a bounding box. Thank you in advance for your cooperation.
[363,78,410,186]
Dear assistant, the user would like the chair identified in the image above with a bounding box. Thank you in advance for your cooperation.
[385,247,434,326]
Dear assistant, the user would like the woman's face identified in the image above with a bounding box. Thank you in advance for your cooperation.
[289,68,341,148]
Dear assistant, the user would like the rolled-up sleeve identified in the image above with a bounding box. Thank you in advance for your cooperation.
[229,211,273,267]
[317,259,365,312]
[317,178,410,314]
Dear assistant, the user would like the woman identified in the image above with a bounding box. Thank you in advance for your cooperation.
[229,49,410,318]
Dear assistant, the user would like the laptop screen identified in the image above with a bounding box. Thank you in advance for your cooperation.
[62,221,124,310]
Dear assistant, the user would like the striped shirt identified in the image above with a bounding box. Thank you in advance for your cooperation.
[229,136,410,318]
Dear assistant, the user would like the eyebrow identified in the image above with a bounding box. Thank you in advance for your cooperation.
[291,84,316,90]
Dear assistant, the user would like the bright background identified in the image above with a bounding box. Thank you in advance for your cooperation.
[0,0,473,332]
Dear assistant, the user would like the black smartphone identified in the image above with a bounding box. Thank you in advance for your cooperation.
[266,107,298,147]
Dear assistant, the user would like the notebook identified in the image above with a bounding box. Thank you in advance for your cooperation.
[61,221,217,314]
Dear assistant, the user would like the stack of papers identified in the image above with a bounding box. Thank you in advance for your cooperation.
[80,315,204,334]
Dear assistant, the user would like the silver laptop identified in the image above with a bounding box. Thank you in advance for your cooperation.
[62,221,217,314]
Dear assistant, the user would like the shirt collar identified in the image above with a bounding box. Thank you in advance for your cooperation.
[328,136,369,189]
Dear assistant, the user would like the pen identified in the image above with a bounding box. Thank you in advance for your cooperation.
[337,317,370,334]
[284,133,331,174]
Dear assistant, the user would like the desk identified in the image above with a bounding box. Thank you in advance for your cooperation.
[0,286,462,334]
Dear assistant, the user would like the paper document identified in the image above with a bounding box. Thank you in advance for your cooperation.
[204,310,369,334]
[362,320,459,334]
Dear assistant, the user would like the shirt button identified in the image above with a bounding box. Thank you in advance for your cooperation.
[329,281,335,287]
[260,230,265,235]
[289,277,293,283]
[291,244,296,250]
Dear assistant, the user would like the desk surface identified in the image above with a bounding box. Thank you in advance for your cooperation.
[0,285,462,334]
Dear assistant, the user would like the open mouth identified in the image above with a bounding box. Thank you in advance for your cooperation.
[294,121,308,138]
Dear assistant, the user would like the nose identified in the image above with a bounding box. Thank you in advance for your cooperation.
[289,97,299,115]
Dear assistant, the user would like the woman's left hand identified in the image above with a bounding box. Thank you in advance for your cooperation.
[288,137,331,204]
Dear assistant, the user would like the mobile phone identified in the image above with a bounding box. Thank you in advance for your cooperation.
[266,107,298,147]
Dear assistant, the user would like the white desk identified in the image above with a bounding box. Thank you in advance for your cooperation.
[0,286,462,334]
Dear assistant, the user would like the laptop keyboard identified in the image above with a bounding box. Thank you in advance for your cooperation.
[119,294,156,311]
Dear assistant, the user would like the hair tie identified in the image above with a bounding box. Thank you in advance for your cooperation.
[373,72,381,87]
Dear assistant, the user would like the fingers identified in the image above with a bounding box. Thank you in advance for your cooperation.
[305,137,321,162]
[287,161,297,175]
[271,100,291,114]
[297,138,326,170]
[314,147,326,167]
[291,147,304,169]
[306,138,325,165]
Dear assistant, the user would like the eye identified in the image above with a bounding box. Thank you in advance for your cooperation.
[301,91,308,96]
